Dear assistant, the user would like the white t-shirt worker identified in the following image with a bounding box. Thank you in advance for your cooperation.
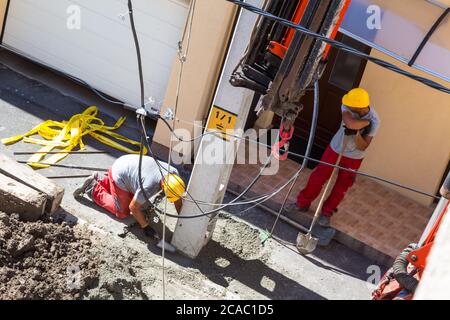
[287,88,381,227]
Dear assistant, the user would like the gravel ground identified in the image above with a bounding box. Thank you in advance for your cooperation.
[0,212,99,300]
[0,209,269,300]
[0,208,377,300]
[83,215,269,300]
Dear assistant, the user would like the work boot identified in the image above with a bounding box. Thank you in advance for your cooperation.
[157,240,176,253]
[73,172,100,199]
[143,225,158,239]
[284,203,310,214]
[317,215,332,228]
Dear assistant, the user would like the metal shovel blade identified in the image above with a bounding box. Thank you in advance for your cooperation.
[296,232,319,255]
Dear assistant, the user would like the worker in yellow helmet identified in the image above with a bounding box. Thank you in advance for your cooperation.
[286,88,381,228]
[73,154,185,239]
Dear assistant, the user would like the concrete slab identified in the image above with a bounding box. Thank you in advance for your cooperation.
[0,153,64,213]
[0,172,46,221]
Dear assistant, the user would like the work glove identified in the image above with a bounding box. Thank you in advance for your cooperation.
[360,121,372,137]
[344,126,358,136]
[142,225,158,239]
[395,273,419,293]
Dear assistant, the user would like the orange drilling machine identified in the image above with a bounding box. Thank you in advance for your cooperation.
[230,0,351,159]
[373,171,450,300]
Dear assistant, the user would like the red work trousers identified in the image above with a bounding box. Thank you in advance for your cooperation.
[92,169,134,220]
[297,145,363,217]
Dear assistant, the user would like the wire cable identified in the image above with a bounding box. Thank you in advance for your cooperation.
[94,0,443,249]
[2,1,447,116]
[4,0,437,220]
[167,116,441,201]
[6,0,443,200]
[127,0,285,223]
[139,110,308,220]
[160,0,198,298]
[266,80,320,241]
[140,113,441,217]
[157,116,227,142]
[140,115,284,217]
[225,0,450,95]
[127,0,145,108]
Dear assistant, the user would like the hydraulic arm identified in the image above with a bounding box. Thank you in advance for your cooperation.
[230,0,350,158]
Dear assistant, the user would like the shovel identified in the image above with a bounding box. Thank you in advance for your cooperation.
[297,136,349,255]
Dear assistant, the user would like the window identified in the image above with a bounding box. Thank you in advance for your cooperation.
[329,35,367,91]
[427,0,449,9]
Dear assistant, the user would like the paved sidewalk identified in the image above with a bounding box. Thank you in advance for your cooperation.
[229,141,434,260]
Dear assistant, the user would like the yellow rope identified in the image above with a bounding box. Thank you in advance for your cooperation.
[1,106,147,169]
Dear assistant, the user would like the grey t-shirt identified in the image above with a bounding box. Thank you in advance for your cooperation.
[112,155,179,205]
[330,105,381,159]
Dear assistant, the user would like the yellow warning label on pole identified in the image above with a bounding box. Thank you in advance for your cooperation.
[206,106,238,141]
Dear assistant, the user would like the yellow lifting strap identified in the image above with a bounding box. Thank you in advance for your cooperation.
[1,106,147,169]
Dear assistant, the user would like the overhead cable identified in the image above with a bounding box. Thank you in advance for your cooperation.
[165,116,441,201]
[225,0,450,95]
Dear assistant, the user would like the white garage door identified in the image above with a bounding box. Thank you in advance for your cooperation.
[3,0,189,109]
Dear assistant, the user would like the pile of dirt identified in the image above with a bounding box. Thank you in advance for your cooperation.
[209,216,264,260]
[0,212,99,300]
[86,244,153,300]
[85,216,268,300]
[0,211,273,300]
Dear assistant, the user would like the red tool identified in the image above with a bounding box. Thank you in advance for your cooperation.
[373,195,450,300]
[407,200,450,274]
[272,123,294,161]
[268,0,351,62]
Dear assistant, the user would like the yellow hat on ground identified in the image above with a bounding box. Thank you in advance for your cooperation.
[342,88,370,109]
[162,174,185,203]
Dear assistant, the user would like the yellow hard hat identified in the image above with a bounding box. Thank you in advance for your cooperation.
[342,88,370,109]
[161,174,185,203]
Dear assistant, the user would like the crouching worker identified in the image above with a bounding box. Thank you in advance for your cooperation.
[73,154,185,240]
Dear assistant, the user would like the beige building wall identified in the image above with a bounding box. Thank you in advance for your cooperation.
[0,0,8,36]
[360,49,450,205]
[153,0,237,149]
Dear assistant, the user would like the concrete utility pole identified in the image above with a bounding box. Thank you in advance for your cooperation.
[171,0,263,258]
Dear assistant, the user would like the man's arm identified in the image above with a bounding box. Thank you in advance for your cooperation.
[129,198,149,228]
[355,133,373,151]
[130,196,182,224]
[174,199,182,214]
[342,111,370,130]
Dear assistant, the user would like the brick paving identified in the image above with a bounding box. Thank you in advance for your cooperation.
[228,142,434,258]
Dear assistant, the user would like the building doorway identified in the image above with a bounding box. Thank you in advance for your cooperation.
[288,32,372,167]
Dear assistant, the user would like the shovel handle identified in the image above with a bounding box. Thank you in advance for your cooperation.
[308,136,350,233]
